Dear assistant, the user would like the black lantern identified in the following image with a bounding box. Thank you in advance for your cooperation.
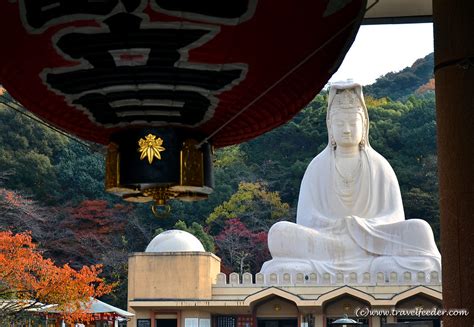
[105,127,214,213]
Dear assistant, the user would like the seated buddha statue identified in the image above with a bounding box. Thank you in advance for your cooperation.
[260,82,441,277]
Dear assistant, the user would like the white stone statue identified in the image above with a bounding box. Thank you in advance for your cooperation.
[261,82,441,278]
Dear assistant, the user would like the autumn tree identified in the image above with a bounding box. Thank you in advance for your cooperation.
[214,218,269,274]
[416,78,435,94]
[64,200,129,240]
[0,230,114,323]
[0,171,51,241]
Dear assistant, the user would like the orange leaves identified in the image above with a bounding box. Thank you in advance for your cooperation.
[0,230,114,323]
[0,231,39,295]
[0,188,33,210]
[416,78,435,94]
[0,189,22,207]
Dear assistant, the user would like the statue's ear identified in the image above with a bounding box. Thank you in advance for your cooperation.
[328,130,337,150]
[330,134,337,150]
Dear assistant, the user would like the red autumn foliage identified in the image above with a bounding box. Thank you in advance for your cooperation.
[215,218,269,274]
[62,200,129,240]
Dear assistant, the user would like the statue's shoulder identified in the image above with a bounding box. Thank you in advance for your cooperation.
[367,148,392,165]
[365,148,398,179]
[302,148,332,182]
[306,147,331,170]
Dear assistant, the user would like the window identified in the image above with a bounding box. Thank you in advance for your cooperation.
[215,316,237,327]
[138,319,152,327]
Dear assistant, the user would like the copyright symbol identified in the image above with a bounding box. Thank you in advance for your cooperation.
[355,307,369,317]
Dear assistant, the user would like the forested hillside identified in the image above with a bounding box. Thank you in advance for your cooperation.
[0,53,437,308]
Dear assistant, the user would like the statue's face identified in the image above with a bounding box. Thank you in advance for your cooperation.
[331,111,363,148]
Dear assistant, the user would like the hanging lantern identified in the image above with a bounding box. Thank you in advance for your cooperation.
[0,0,367,207]
[105,127,213,206]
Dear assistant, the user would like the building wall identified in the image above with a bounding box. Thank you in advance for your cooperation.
[128,252,221,326]
[128,252,221,300]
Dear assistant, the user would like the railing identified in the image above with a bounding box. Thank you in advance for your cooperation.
[214,271,441,286]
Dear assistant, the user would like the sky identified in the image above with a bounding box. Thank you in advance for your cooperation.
[329,23,434,86]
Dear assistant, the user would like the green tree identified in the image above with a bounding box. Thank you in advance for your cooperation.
[241,94,328,205]
[364,53,434,100]
[55,142,106,203]
[207,182,290,235]
[0,102,105,204]
[154,220,215,252]
[164,144,257,229]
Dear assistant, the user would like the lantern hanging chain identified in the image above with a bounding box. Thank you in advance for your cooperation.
[196,0,380,149]
[0,95,102,154]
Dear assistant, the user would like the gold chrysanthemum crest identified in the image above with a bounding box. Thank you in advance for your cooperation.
[138,134,165,164]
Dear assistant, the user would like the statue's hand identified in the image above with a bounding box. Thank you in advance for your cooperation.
[344,215,362,220]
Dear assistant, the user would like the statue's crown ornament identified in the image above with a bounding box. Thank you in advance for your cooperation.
[331,89,363,112]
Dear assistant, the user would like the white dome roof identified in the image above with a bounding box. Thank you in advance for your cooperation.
[145,230,205,253]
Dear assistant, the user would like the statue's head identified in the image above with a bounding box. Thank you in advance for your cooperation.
[326,82,369,150]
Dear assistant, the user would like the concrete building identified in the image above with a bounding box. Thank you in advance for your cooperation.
[127,232,442,327]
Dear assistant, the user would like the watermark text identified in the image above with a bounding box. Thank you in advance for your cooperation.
[355,307,469,318]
